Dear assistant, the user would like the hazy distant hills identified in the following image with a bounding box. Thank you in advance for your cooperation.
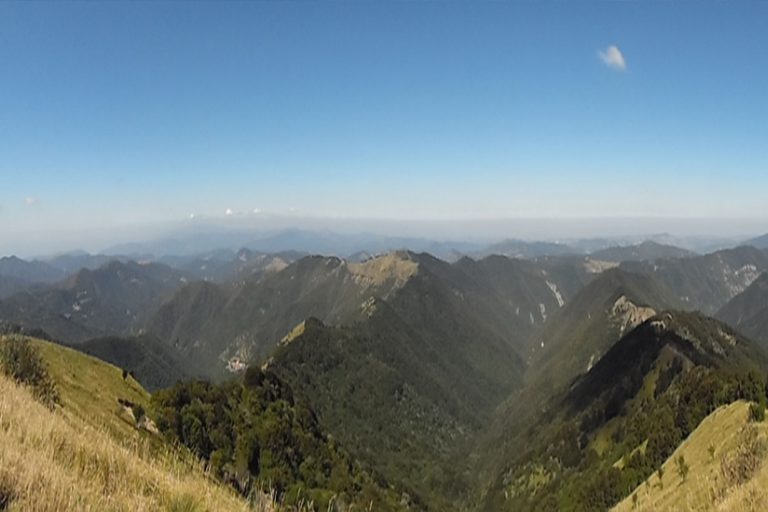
[472,239,578,259]
[0,255,64,283]
[620,246,768,314]
[0,260,187,342]
[0,275,38,299]
[717,272,768,346]
[105,228,485,262]
[44,251,123,274]
[744,232,768,249]
[590,240,694,262]
[159,248,305,282]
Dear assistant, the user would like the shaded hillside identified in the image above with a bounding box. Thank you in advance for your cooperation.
[0,260,188,343]
[481,312,768,512]
[0,275,36,299]
[717,272,768,347]
[168,248,304,282]
[0,335,263,511]
[74,334,192,391]
[0,256,64,283]
[44,251,121,274]
[590,241,693,263]
[257,253,598,509]
[266,310,521,509]
[621,246,768,314]
[467,270,679,499]
[525,269,680,402]
[148,251,591,378]
[147,252,422,375]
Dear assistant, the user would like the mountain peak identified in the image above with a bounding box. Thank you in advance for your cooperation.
[347,251,419,287]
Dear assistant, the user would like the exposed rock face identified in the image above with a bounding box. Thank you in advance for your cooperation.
[610,295,656,335]
[583,258,620,274]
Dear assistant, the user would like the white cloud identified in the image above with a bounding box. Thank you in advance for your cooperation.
[598,45,626,71]
[225,208,234,216]
[189,213,196,219]
[24,197,37,206]
[252,208,262,214]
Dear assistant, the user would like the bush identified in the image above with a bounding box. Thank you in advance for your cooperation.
[0,336,59,409]
[749,401,765,422]
[720,425,767,488]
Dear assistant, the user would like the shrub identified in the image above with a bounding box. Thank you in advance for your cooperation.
[0,468,15,511]
[0,336,59,409]
[675,455,689,482]
[720,425,767,488]
[749,401,765,422]
[132,403,146,424]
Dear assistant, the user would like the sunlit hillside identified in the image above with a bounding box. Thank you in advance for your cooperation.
[0,336,272,512]
[614,401,768,512]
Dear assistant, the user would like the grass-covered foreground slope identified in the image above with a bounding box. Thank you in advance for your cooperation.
[0,335,267,512]
[614,401,768,512]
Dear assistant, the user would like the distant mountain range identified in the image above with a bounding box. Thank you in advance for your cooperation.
[0,260,187,342]
[2,230,768,511]
[590,240,694,262]
[744,232,768,249]
[621,245,768,314]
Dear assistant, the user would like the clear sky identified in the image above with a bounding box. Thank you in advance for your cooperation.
[1,1,767,253]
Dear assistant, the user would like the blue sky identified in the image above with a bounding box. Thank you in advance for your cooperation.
[1,1,767,252]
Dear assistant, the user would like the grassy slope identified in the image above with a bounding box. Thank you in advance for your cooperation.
[614,401,767,512]
[31,338,151,440]
[0,335,269,512]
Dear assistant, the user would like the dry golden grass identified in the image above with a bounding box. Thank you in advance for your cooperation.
[0,372,274,512]
[613,401,768,512]
[0,335,280,512]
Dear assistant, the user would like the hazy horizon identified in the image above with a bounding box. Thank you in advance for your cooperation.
[2,214,766,259]
[2,1,767,255]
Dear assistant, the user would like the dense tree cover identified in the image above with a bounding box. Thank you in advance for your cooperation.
[151,366,410,511]
[500,366,768,511]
